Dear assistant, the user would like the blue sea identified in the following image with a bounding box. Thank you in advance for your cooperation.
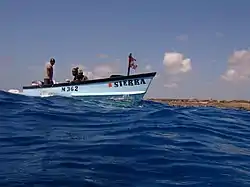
[0,91,250,187]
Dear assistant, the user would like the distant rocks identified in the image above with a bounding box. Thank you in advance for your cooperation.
[147,98,250,111]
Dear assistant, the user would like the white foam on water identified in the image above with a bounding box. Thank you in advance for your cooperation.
[8,89,21,94]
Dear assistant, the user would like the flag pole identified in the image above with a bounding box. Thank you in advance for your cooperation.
[127,64,130,76]
[127,53,132,76]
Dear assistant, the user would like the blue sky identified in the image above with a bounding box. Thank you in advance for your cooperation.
[1,0,250,99]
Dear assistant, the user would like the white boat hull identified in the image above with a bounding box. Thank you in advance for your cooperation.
[12,72,156,101]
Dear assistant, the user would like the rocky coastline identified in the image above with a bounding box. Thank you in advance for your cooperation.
[147,98,250,111]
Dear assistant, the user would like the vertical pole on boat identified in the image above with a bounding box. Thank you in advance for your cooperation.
[127,53,131,76]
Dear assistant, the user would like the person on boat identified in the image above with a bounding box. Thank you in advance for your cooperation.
[44,58,55,85]
[72,67,79,81]
[76,69,88,81]
[71,67,88,82]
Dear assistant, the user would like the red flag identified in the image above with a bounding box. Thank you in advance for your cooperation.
[128,54,137,70]
[130,62,137,69]
[129,56,136,63]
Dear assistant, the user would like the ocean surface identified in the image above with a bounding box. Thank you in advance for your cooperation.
[0,91,250,187]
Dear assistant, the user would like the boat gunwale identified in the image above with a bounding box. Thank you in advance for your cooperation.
[23,72,157,90]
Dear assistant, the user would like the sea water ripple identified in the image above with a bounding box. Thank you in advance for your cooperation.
[0,91,250,187]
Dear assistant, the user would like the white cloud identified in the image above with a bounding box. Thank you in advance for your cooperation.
[89,63,120,79]
[164,83,178,88]
[176,34,188,41]
[93,64,116,78]
[81,68,95,80]
[221,49,250,82]
[163,52,192,74]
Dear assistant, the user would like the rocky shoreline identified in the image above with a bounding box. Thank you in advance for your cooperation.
[147,98,250,111]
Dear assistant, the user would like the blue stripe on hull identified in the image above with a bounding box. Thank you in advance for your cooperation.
[72,93,145,101]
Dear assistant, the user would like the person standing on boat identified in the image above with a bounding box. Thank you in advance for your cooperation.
[44,58,55,85]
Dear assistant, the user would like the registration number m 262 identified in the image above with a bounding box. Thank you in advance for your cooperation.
[61,86,79,92]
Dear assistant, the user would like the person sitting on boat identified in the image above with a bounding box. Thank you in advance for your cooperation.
[44,58,55,85]
[72,67,79,81]
[76,69,88,81]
